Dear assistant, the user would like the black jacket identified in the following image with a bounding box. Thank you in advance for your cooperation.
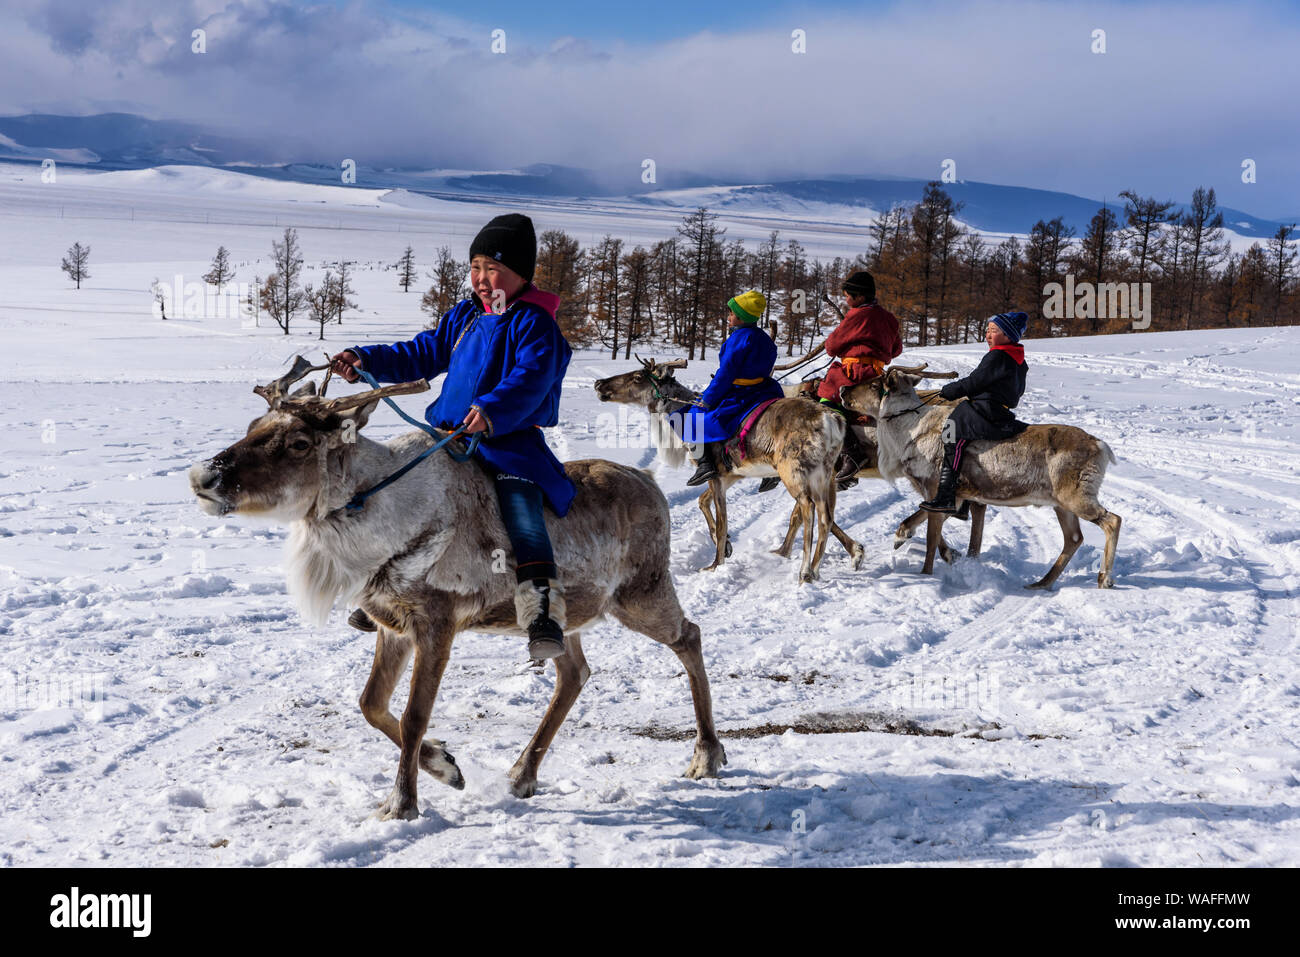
[938,347,1029,441]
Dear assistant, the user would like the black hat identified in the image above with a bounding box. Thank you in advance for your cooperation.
[843,270,876,300]
[469,214,537,283]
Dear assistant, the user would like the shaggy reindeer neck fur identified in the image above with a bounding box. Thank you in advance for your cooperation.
[874,379,936,483]
[644,374,700,468]
[286,430,466,626]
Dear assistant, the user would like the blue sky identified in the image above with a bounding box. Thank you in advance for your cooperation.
[3,0,1299,218]
[381,0,862,44]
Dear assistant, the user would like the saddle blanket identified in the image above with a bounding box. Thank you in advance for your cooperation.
[723,398,781,466]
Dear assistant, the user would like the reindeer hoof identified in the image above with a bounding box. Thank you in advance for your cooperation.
[420,740,465,791]
[684,739,726,779]
[1098,574,1115,589]
[724,538,733,558]
[1024,580,1052,591]
[509,775,538,799]
[699,562,721,573]
[375,788,419,821]
[851,544,865,570]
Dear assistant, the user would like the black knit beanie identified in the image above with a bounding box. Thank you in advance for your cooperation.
[469,214,537,283]
[843,270,876,300]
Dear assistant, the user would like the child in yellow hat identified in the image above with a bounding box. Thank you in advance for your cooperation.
[668,290,785,485]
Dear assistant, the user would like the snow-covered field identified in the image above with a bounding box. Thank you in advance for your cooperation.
[2,165,1299,867]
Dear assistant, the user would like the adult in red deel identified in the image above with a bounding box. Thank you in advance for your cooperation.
[815,271,903,483]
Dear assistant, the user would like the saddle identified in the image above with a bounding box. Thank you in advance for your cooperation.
[722,398,780,468]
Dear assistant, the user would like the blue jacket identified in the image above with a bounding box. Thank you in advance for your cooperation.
[669,325,784,444]
[351,286,576,515]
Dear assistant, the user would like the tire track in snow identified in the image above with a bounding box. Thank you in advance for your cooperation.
[1102,469,1300,745]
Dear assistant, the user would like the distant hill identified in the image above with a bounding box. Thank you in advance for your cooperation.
[0,112,1289,239]
[0,113,274,168]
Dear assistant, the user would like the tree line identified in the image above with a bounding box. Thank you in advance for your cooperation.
[67,183,1297,349]
[530,189,1297,355]
[862,183,1298,343]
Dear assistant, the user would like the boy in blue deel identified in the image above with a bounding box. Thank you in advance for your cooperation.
[330,214,574,660]
[669,289,785,486]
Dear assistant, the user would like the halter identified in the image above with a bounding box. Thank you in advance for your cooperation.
[878,380,943,422]
[341,369,482,513]
[881,404,926,423]
[644,369,707,410]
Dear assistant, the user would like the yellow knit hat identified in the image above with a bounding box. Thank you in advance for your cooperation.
[728,289,766,323]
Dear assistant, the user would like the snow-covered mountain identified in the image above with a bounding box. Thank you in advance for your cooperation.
[0,113,276,169]
[1,112,1291,240]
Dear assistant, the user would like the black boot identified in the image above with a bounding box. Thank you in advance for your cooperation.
[921,442,960,513]
[757,477,781,493]
[835,426,870,489]
[686,443,720,487]
[517,579,566,660]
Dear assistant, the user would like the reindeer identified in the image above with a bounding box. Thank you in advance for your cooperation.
[594,356,860,582]
[189,357,725,820]
[841,367,1121,589]
[595,357,982,574]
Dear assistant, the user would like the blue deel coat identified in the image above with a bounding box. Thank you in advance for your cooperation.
[351,286,576,515]
[669,324,784,444]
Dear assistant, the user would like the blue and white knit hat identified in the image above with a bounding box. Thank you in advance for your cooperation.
[990,311,1028,343]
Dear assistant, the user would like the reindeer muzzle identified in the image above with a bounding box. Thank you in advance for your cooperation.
[189,460,233,516]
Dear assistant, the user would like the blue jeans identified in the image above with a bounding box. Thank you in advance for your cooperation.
[493,473,557,583]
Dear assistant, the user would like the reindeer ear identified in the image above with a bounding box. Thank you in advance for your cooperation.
[290,381,318,398]
[326,396,381,446]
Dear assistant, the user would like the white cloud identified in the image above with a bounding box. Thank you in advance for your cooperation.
[1,0,1297,215]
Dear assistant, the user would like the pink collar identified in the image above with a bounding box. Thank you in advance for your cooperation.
[479,284,561,318]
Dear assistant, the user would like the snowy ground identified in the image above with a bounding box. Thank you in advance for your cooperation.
[2,166,1299,866]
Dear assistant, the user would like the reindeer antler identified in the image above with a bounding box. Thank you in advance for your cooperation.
[254,355,329,408]
[634,354,687,372]
[257,354,429,415]
[885,362,959,380]
[316,379,430,413]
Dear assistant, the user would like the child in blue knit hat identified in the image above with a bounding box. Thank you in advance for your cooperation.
[920,311,1030,513]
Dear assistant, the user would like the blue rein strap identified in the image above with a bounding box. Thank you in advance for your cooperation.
[343,369,482,512]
